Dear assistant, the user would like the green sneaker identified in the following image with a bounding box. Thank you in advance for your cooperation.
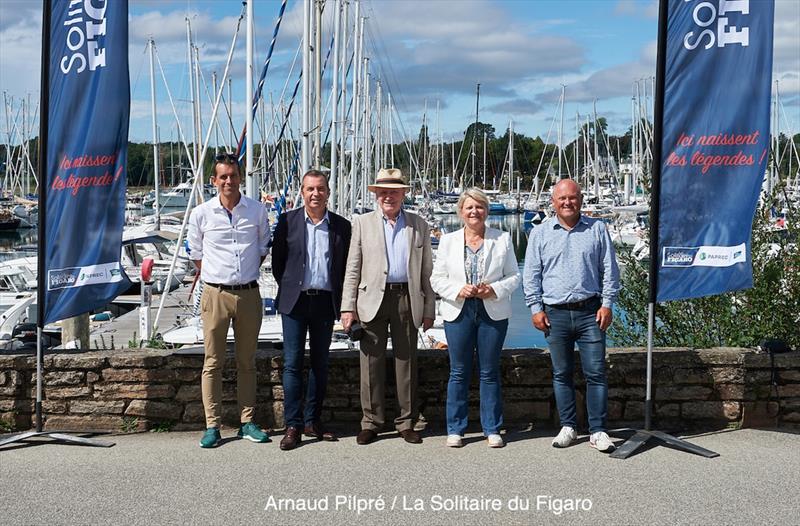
[238,422,270,443]
[199,427,221,448]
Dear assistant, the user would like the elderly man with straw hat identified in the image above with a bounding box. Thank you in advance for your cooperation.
[341,168,436,445]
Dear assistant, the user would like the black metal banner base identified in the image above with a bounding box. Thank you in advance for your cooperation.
[0,431,115,449]
[610,429,718,459]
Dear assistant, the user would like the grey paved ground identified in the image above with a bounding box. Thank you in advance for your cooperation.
[1,427,798,525]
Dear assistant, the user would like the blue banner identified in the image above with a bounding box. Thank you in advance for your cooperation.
[656,0,774,302]
[44,0,131,324]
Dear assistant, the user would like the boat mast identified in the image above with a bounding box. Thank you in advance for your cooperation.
[148,38,161,229]
[349,1,361,212]
[508,119,514,192]
[245,0,256,197]
[302,0,312,174]
[361,55,370,204]
[593,99,600,200]
[558,85,564,180]
[574,111,579,185]
[628,94,635,205]
[193,45,203,188]
[483,131,487,189]
[330,0,341,212]
[473,82,480,187]
[185,18,198,178]
[376,79,382,177]
[339,0,349,211]
[212,72,219,158]
[435,99,441,191]
[388,92,395,168]
[314,0,323,169]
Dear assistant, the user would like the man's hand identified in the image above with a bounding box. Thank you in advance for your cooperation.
[341,311,358,332]
[422,317,435,332]
[457,284,477,299]
[474,283,496,299]
[596,307,613,331]
[531,311,550,332]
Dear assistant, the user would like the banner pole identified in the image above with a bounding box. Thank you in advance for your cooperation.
[610,0,717,458]
[645,303,654,431]
[34,0,51,436]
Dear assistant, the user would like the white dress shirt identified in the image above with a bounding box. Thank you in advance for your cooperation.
[187,195,270,285]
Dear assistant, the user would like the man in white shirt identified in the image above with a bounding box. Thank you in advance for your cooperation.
[187,153,271,448]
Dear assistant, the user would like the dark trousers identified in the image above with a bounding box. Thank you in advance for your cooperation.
[359,289,418,432]
[280,291,335,429]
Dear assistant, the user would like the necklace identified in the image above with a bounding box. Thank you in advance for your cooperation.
[464,228,484,249]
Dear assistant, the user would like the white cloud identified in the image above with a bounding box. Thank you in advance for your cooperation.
[774,0,800,88]
[614,0,659,19]
[0,2,42,97]
[360,0,586,114]
[484,98,543,117]
[534,40,656,105]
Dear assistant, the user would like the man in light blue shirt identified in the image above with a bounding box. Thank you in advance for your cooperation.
[523,178,620,453]
[383,210,409,283]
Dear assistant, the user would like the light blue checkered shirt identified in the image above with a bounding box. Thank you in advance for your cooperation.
[523,215,620,314]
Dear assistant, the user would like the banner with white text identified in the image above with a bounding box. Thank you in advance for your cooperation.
[45,0,131,324]
[656,0,774,302]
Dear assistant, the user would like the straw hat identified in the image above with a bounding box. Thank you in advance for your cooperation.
[367,168,411,192]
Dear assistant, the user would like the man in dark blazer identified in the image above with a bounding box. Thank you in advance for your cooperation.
[271,170,351,450]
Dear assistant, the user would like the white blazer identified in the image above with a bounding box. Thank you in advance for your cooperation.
[430,227,521,321]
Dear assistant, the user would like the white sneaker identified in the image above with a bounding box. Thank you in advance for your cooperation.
[446,434,463,448]
[589,431,615,453]
[487,433,504,448]
[551,426,577,448]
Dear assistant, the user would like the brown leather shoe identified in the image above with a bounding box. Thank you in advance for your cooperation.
[279,427,301,451]
[356,429,378,445]
[399,429,422,444]
[304,422,338,441]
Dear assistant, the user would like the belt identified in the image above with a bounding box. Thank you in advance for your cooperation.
[386,282,408,291]
[302,288,331,296]
[546,296,600,310]
[205,281,259,291]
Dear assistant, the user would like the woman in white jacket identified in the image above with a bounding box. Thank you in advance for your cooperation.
[430,188,521,448]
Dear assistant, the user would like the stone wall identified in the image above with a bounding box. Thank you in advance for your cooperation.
[1,347,798,434]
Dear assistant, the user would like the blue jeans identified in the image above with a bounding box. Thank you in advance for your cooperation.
[443,298,508,436]
[281,292,335,428]
[544,301,608,434]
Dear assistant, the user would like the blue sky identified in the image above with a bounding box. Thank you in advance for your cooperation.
[1,0,798,145]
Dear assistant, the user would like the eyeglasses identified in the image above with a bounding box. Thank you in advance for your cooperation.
[215,152,239,163]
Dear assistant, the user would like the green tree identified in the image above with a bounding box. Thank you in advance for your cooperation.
[610,188,800,349]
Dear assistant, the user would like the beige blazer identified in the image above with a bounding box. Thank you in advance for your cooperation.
[341,209,435,328]
[430,227,521,321]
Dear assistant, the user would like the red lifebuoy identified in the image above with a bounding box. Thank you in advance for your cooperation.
[141,258,154,282]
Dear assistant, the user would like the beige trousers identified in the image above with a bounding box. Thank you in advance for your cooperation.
[200,285,262,428]
[359,289,418,432]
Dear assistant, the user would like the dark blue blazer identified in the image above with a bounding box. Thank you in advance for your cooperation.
[271,207,351,317]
